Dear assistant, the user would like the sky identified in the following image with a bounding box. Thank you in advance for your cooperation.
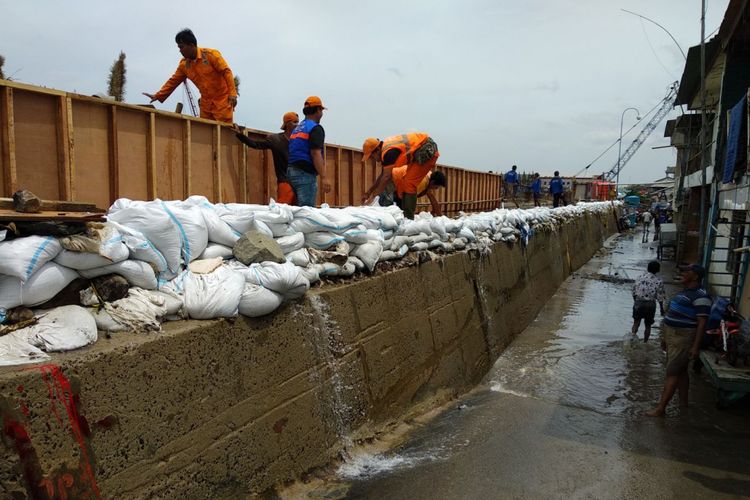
[0,0,731,184]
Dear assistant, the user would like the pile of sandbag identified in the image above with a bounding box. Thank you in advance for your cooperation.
[0,196,619,365]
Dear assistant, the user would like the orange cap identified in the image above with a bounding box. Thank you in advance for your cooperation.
[280,111,299,130]
[362,137,381,162]
[303,95,326,109]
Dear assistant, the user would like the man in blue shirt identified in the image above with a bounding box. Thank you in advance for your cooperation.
[531,173,542,207]
[549,171,565,208]
[287,96,332,206]
[646,264,711,417]
[503,165,520,208]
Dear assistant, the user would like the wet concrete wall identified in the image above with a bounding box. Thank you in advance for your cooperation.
[0,210,616,498]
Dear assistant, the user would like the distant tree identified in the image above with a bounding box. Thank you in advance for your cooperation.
[107,51,127,101]
[0,54,5,80]
[233,75,241,96]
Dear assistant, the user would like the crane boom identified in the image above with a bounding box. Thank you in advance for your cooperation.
[603,81,678,182]
[182,81,198,117]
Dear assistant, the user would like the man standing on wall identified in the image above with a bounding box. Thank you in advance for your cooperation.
[550,171,565,208]
[143,29,237,123]
[531,173,542,207]
[361,133,440,219]
[287,96,331,206]
[233,112,299,205]
[503,165,520,208]
[646,264,710,417]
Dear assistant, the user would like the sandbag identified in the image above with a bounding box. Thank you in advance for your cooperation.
[305,232,346,250]
[185,196,241,246]
[59,223,129,262]
[183,266,244,319]
[94,288,168,332]
[277,233,305,254]
[161,201,209,263]
[199,243,234,260]
[0,334,49,366]
[286,248,311,267]
[350,240,383,272]
[108,221,170,273]
[0,263,79,310]
[79,260,158,290]
[19,305,97,352]
[244,262,310,300]
[0,236,62,281]
[55,249,120,270]
[108,199,182,273]
[238,284,284,317]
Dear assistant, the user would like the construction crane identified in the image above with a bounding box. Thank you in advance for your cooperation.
[602,81,678,182]
[182,81,198,117]
[573,81,678,180]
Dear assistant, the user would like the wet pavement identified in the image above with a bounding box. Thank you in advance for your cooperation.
[307,229,750,499]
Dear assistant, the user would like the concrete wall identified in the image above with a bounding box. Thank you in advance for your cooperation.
[0,211,616,498]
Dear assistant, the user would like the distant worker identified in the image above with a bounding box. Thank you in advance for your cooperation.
[287,96,331,206]
[382,168,447,216]
[143,28,237,123]
[233,112,299,205]
[550,171,565,208]
[531,173,542,207]
[361,133,440,219]
[631,260,665,343]
[503,165,520,208]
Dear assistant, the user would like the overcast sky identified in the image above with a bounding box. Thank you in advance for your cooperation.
[1,0,730,184]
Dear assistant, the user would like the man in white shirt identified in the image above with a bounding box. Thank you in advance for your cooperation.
[632,260,666,342]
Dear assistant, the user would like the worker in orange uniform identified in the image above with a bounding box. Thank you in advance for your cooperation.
[232,112,298,205]
[143,28,237,123]
[361,133,440,219]
[384,168,446,216]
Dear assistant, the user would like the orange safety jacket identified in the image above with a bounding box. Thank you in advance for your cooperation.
[382,132,439,195]
[153,47,237,122]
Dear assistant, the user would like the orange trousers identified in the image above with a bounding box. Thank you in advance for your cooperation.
[277,181,296,205]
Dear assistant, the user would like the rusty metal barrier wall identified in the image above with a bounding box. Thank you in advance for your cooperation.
[0,79,501,215]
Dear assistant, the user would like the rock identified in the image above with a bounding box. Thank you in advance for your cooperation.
[4,307,34,325]
[12,189,41,213]
[233,231,285,265]
[92,274,130,302]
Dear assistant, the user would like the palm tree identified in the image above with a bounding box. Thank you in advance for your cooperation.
[107,52,127,101]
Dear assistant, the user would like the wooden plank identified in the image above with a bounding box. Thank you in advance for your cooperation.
[213,124,222,202]
[348,150,355,206]
[55,96,73,200]
[183,120,192,195]
[1,87,17,196]
[261,149,269,202]
[335,147,342,206]
[107,105,119,204]
[146,112,157,199]
[0,209,106,222]
[0,198,104,212]
[239,136,248,203]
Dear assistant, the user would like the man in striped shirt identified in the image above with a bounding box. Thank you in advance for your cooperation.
[631,260,665,343]
[646,264,711,417]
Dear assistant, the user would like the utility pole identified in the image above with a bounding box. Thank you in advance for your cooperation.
[698,0,708,261]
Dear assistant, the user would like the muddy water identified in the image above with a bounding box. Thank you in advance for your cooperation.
[303,230,750,499]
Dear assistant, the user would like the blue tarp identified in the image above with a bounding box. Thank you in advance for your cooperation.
[723,96,746,184]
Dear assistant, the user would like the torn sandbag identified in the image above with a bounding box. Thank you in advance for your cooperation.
[18,305,97,352]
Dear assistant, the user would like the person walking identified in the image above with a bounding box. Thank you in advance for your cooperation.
[646,264,711,417]
[531,173,542,207]
[233,112,299,205]
[144,29,237,123]
[361,133,440,219]
[550,171,565,208]
[287,96,331,206]
[631,260,666,342]
[504,165,520,208]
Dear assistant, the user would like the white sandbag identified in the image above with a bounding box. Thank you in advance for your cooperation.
[245,262,310,300]
[0,334,49,366]
[108,199,182,273]
[277,233,305,254]
[108,221,170,273]
[0,236,62,281]
[305,232,346,250]
[0,263,79,310]
[347,256,366,272]
[0,230,5,242]
[343,206,399,231]
[267,223,294,238]
[410,242,429,251]
[286,248,311,267]
[342,227,378,245]
[95,288,167,332]
[350,240,383,272]
[314,262,355,277]
[458,226,476,242]
[183,266,244,319]
[378,244,409,262]
[150,290,184,317]
[430,218,449,239]
[390,235,410,250]
[55,249,116,270]
[399,219,431,236]
[298,265,320,285]
[184,196,241,246]
[500,227,515,235]
[19,305,97,352]
[60,223,129,263]
[238,283,284,317]
[162,202,208,263]
[79,260,158,290]
[199,243,234,260]
[452,238,467,250]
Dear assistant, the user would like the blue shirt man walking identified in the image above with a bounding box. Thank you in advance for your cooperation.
[549,171,565,208]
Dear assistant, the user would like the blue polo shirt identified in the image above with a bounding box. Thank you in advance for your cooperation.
[663,287,711,329]
[531,178,541,194]
[504,170,518,184]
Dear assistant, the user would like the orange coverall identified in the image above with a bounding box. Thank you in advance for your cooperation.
[153,47,237,123]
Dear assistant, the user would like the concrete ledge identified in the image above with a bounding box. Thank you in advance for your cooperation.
[0,211,616,498]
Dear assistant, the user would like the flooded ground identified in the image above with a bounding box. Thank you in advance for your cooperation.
[303,228,750,499]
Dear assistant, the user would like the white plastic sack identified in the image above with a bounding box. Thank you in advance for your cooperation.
[108,221,170,273]
[277,233,305,254]
[0,236,62,281]
[19,305,97,352]
[94,288,168,332]
[199,243,234,260]
[245,262,310,300]
[55,249,120,270]
[0,263,79,309]
[185,196,241,246]
[0,334,49,366]
[79,260,158,290]
[238,283,284,317]
[286,248,311,267]
[305,232,346,250]
[350,240,383,272]
[183,266,245,319]
[162,201,209,263]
